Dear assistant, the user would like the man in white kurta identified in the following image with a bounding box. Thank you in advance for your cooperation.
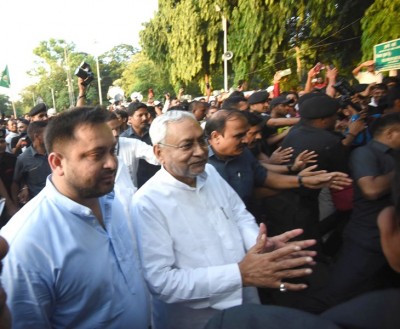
[132,111,317,329]
[132,164,260,329]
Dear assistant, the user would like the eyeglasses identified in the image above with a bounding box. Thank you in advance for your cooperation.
[158,138,208,152]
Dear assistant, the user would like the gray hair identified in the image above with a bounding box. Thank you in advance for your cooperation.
[149,110,197,145]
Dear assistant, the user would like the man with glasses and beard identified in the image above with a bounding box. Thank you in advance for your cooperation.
[132,110,320,329]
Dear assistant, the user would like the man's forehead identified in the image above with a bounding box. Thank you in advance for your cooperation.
[166,119,202,138]
[71,122,111,141]
[133,108,148,115]
[226,116,248,129]
[248,125,262,133]
[107,119,120,129]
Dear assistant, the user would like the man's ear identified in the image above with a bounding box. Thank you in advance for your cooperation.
[209,130,221,143]
[386,126,398,141]
[153,144,165,165]
[48,152,64,176]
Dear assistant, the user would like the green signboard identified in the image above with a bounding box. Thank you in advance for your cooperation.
[374,38,400,71]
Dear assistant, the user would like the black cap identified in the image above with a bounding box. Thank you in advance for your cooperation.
[29,103,48,117]
[248,91,269,105]
[299,95,340,119]
[269,95,292,108]
[19,119,30,126]
[297,92,327,107]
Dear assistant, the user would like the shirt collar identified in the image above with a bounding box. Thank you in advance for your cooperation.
[28,145,46,157]
[158,165,208,191]
[128,126,149,138]
[208,145,237,163]
[370,139,392,154]
[45,176,115,217]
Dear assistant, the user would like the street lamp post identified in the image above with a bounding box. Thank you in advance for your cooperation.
[50,87,56,110]
[96,55,103,105]
[222,16,228,92]
[93,40,103,105]
[216,5,229,92]
[64,48,75,108]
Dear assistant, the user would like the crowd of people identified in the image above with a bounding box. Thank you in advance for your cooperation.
[0,60,399,328]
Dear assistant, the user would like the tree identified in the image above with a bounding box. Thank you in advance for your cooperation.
[140,0,225,90]
[0,94,12,117]
[99,44,139,102]
[20,40,140,108]
[140,0,376,91]
[29,39,84,109]
[361,0,400,60]
[120,52,176,101]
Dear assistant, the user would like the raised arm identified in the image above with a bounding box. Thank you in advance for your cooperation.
[352,60,374,77]
[76,77,87,107]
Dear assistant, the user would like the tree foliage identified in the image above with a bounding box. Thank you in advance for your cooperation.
[120,52,191,101]
[19,40,138,111]
[27,39,98,110]
[0,94,12,117]
[99,44,139,101]
[17,1,397,107]
[361,0,400,60]
[140,0,380,91]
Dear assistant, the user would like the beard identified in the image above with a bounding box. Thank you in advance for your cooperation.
[69,170,116,199]
[77,184,114,199]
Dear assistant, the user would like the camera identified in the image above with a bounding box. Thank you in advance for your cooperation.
[333,79,356,97]
[333,79,363,111]
[74,61,94,86]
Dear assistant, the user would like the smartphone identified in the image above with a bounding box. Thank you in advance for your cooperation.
[314,62,322,73]
[280,68,292,77]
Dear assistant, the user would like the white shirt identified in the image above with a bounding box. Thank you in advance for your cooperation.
[117,137,159,188]
[131,164,260,329]
[5,131,18,153]
[1,177,150,329]
[355,71,383,84]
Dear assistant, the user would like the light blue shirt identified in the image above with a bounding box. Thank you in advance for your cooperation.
[1,176,150,329]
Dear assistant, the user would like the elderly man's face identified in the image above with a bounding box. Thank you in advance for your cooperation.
[155,118,208,186]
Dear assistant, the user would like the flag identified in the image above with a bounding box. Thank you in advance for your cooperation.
[0,65,10,88]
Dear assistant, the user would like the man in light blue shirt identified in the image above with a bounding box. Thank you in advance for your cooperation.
[1,107,150,328]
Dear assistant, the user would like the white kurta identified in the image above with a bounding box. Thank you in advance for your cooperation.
[117,137,159,188]
[131,164,260,329]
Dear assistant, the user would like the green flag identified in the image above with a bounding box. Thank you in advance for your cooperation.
[0,65,10,88]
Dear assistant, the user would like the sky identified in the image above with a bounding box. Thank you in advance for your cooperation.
[0,0,159,100]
